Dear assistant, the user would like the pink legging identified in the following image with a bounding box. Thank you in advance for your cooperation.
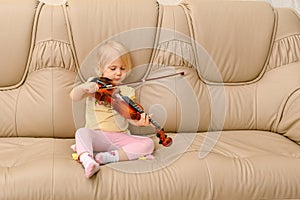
[75,128,154,160]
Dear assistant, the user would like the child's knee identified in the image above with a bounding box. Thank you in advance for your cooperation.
[144,137,155,154]
[75,127,89,138]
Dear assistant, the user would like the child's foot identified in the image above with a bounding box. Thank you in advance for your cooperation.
[95,150,119,165]
[80,153,100,178]
[85,162,100,178]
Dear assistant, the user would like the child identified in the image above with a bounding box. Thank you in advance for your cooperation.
[70,40,154,178]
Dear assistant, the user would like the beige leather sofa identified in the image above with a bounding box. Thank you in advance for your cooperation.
[1,0,300,199]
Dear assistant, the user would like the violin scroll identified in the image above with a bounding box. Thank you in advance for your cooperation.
[156,129,172,147]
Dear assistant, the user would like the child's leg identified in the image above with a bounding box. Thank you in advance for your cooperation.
[75,128,104,178]
[95,133,154,164]
[119,135,154,160]
[75,128,92,156]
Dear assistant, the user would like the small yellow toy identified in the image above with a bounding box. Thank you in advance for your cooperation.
[72,153,78,161]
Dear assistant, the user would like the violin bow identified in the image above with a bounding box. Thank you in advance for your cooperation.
[108,71,185,88]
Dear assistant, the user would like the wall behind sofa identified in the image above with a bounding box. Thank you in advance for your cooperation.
[38,0,300,14]
[262,0,300,14]
[158,0,300,14]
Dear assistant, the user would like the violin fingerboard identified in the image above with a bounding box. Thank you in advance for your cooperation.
[122,96,144,113]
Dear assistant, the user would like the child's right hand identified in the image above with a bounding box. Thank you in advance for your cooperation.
[82,82,99,94]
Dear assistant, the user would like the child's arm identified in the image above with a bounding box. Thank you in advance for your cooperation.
[70,81,99,101]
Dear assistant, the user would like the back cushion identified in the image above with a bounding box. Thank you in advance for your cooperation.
[67,0,158,81]
[190,0,275,83]
[0,0,37,88]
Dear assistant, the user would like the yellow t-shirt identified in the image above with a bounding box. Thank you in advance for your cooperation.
[85,85,135,133]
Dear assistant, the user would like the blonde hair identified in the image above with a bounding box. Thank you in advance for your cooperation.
[96,40,132,76]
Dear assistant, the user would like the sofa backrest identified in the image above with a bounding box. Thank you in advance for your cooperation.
[0,0,299,143]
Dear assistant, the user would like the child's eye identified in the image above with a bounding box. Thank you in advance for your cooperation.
[121,67,126,71]
[109,66,116,70]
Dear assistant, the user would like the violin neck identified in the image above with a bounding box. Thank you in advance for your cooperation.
[149,118,161,130]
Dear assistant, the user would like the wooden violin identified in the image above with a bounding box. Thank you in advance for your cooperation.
[90,77,173,147]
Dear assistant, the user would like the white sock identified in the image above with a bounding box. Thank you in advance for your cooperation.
[95,150,119,165]
[80,153,100,178]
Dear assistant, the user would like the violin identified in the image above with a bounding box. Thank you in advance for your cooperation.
[90,77,173,147]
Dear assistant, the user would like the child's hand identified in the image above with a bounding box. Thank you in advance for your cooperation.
[70,81,99,101]
[83,82,99,94]
[127,112,155,127]
[136,113,151,127]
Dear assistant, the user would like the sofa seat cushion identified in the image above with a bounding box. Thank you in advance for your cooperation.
[0,131,299,199]
[187,130,300,199]
[0,137,75,199]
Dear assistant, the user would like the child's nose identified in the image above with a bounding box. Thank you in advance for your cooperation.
[116,68,121,75]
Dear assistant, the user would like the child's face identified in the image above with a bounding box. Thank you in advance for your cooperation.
[101,57,128,85]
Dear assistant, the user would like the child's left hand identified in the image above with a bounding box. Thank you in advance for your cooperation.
[136,113,151,127]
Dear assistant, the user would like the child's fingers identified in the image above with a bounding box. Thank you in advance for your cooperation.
[138,113,151,126]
